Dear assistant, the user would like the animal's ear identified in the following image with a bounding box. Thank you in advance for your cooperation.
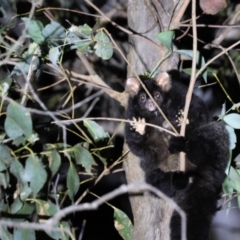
[155,72,172,92]
[125,77,141,96]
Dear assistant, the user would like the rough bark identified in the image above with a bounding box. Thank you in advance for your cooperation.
[124,0,185,239]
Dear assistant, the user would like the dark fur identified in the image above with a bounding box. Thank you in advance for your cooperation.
[125,71,229,240]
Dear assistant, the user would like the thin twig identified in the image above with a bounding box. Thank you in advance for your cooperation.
[53,117,178,137]
[170,0,190,29]
[205,43,240,87]
[196,40,240,79]
[2,61,68,148]
[178,24,240,28]
[213,8,240,45]
[0,183,187,240]
[78,220,86,240]
[105,28,178,134]
[48,183,187,240]
[179,0,198,172]
[21,47,40,106]
[84,0,132,35]
[74,151,127,205]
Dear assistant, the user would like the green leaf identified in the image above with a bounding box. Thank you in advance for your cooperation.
[64,149,74,160]
[67,30,93,53]
[67,162,79,201]
[225,125,236,150]
[14,226,36,240]
[5,102,33,140]
[10,43,40,77]
[0,144,13,166]
[47,149,61,177]
[0,160,6,171]
[0,201,8,212]
[49,47,61,70]
[0,77,12,95]
[27,133,39,144]
[22,156,47,197]
[73,144,96,174]
[83,120,109,142]
[96,153,107,166]
[156,30,175,52]
[42,21,66,45]
[175,49,194,59]
[67,31,81,45]
[79,24,92,36]
[0,226,14,240]
[10,55,39,77]
[23,42,41,57]
[45,221,70,240]
[0,6,7,18]
[225,150,232,176]
[10,197,23,214]
[0,172,8,188]
[228,166,240,192]
[13,136,27,146]
[182,68,192,76]
[219,102,226,118]
[20,183,32,200]
[175,49,207,82]
[222,176,234,196]
[5,105,24,138]
[114,208,133,240]
[69,24,92,38]
[7,175,32,200]
[94,31,113,60]
[77,40,93,53]
[223,113,240,129]
[10,160,25,183]
[22,18,45,44]
[234,154,240,163]
[0,68,12,95]
[16,201,35,217]
[0,133,6,141]
[182,68,201,77]
[36,200,58,216]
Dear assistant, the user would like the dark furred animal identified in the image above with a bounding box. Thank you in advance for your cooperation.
[125,70,229,240]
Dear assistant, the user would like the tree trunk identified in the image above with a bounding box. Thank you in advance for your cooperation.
[124,0,185,239]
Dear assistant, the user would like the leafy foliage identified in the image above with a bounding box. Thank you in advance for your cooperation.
[83,120,110,142]
[156,30,175,52]
[114,207,133,240]
[94,30,114,60]
[0,14,120,236]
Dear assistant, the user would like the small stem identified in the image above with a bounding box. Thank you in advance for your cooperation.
[179,0,197,173]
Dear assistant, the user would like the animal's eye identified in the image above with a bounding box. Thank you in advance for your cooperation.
[154,92,161,99]
[139,93,146,101]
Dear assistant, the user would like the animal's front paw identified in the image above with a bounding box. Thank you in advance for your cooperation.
[130,117,146,135]
[175,110,189,126]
